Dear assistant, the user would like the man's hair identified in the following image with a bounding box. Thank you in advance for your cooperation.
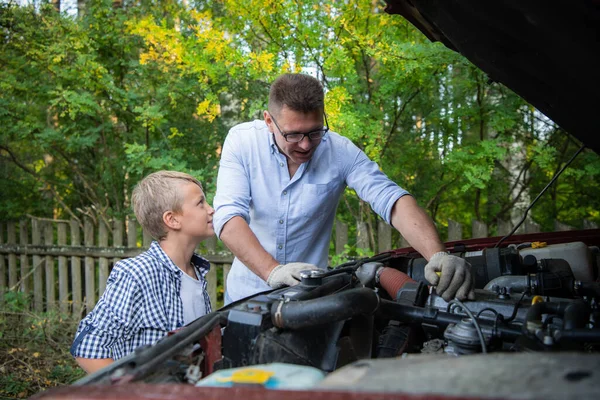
[268,73,324,116]
[131,170,203,240]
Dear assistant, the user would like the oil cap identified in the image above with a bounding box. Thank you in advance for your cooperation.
[299,269,324,286]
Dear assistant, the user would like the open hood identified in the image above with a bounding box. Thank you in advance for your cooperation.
[384,0,600,154]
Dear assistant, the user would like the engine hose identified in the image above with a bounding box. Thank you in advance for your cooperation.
[554,329,600,343]
[271,287,379,330]
[376,299,521,340]
[578,282,600,298]
[379,267,416,299]
[376,268,418,358]
[376,322,412,358]
[524,300,588,334]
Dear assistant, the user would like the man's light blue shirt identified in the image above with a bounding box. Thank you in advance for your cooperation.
[213,120,409,302]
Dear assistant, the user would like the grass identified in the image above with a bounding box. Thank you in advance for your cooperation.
[0,293,86,399]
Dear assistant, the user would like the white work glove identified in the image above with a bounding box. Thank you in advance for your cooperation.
[424,252,475,301]
[266,262,321,289]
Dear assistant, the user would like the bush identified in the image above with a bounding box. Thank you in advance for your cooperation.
[0,293,85,398]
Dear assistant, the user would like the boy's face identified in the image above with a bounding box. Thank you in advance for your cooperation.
[176,182,214,241]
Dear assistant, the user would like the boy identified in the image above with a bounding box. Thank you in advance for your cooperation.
[70,170,214,374]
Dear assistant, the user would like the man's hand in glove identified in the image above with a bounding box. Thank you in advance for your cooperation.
[266,262,321,289]
[424,252,475,301]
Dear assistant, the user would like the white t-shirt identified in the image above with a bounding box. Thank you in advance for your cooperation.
[180,271,207,325]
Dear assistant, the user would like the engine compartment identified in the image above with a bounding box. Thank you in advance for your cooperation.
[72,231,600,397]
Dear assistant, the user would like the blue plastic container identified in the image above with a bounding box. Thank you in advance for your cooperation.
[195,363,325,390]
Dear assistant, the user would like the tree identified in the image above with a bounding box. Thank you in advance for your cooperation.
[1,0,598,243]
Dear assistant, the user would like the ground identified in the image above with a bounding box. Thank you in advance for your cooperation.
[0,293,85,399]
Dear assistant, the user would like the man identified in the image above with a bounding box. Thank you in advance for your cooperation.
[214,73,474,304]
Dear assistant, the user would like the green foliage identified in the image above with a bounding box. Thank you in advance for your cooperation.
[0,296,85,398]
[330,244,374,267]
[1,0,598,243]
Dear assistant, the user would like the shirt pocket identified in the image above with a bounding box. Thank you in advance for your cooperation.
[301,182,339,221]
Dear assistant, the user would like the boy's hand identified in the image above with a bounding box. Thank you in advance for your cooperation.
[267,262,321,288]
[424,252,475,301]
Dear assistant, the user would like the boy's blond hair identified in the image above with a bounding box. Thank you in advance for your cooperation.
[132,170,203,240]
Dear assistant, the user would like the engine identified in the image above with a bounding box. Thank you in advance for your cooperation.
[77,238,600,391]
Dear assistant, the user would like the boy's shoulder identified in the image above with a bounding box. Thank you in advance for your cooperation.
[113,248,166,280]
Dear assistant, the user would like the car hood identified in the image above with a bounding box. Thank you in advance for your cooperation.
[384,0,600,154]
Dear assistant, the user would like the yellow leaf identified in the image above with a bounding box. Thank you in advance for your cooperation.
[33,352,40,358]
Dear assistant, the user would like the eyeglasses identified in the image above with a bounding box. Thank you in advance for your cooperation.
[269,112,329,143]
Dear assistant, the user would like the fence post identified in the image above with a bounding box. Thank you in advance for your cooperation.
[44,221,56,311]
[524,219,541,233]
[497,220,512,236]
[98,221,109,297]
[472,220,488,239]
[19,219,30,295]
[127,217,137,248]
[7,222,17,290]
[84,217,95,313]
[448,220,463,241]
[399,236,410,248]
[58,222,69,314]
[378,221,392,253]
[113,218,124,278]
[223,263,232,301]
[584,220,599,229]
[71,219,83,317]
[142,229,152,248]
[356,222,369,251]
[554,221,575,231]
[0,222,4,302]
[31,219,43,311]
[204,237,217,308]
[335,220,348,254]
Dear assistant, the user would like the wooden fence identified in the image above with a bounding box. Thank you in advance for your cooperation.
[0,216,596,315]
[0,217,232,317]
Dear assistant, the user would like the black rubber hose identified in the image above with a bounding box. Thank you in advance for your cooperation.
[524,301,588,333]
[376,299,521,340]
[554,329,600,342]
[271,287,379,330]
[564,300,589,330]
[579,282,600,298]
[376,323,412,358]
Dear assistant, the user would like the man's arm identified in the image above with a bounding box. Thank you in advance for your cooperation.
[75,357,114,374]
[390,195,475,301]
[219,217,318,287]
[219,216,279,280]
[390,195,445,260]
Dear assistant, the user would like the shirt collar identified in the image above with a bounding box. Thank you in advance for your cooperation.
[148,241,210,278]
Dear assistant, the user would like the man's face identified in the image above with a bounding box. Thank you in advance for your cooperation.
[265,106,325,167]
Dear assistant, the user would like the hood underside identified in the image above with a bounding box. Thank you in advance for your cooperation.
[384,0,600,154]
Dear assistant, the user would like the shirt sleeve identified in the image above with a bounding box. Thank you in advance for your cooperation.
[342,140,410,224]
[70,266,143,359]
[213,127,252,238]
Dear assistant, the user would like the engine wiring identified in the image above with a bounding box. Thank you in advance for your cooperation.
[494,144,585,248]
[448,298,488,354]
[503,291,528,323]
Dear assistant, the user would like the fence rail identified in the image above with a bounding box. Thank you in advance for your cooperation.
[0,216,596,316]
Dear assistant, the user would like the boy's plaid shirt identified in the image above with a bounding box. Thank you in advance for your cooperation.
[71,241,212,360]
